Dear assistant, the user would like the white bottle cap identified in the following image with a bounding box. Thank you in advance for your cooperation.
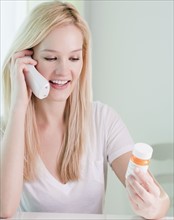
[132,143,153,160]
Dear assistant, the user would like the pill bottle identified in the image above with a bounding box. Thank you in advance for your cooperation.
[125,143,153,178]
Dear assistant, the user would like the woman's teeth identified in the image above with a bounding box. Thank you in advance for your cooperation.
[51,80,68,85]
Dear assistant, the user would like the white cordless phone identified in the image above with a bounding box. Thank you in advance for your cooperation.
[26,64,50,99]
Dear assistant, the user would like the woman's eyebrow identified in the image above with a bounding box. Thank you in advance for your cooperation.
[41,48,82,53]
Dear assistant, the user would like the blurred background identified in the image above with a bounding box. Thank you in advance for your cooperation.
[1,0,173,216]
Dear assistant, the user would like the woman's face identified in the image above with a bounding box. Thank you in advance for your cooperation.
[33,24,83,102]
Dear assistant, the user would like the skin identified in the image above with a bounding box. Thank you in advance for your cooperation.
[0,24,170,218]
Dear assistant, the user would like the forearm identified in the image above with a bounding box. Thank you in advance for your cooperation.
[0,107,26,218]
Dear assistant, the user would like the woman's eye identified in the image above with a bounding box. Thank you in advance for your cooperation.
[69,57,80,62]
[44,57,57,61]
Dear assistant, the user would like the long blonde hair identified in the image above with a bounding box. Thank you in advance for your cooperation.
[1,1,92,183]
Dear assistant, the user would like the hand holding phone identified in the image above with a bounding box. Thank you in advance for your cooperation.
[26,64,50,99]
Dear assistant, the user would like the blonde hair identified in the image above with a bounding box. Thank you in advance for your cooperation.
[1,1,92,183]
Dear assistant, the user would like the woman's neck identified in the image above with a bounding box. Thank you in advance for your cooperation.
[34,99,66,128]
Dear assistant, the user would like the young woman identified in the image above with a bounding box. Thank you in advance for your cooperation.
[0,1,170,219]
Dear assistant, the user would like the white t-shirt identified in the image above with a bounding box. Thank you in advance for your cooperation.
[19,101,134,214]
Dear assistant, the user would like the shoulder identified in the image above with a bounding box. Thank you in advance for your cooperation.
[91,101,123,135]
[92,101,120,122]
[0,116,5,140]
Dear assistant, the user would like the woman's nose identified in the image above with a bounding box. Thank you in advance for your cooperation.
[55,60,69,75]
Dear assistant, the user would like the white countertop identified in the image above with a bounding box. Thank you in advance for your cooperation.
[6,212,174,220]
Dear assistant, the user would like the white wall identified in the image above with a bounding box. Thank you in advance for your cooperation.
[84,0,173,216]
[1,1,28,68]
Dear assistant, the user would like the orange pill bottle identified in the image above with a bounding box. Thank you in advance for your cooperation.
[125,143,153,178]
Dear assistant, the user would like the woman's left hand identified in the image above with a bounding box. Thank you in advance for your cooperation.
[125,168,169,219]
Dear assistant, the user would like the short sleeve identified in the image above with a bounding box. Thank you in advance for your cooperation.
[0,117,5,142]
[104,105,134,164]
[0,129,4,141]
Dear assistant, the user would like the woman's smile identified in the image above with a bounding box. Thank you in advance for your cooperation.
[49,79,71,90]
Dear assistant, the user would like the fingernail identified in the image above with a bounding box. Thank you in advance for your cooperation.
[127,175,134,184]
[135,167,140,173]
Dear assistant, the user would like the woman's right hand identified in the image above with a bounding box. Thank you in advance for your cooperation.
[10,50,37,110]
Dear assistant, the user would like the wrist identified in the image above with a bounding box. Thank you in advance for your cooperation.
[9,104,28,119]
